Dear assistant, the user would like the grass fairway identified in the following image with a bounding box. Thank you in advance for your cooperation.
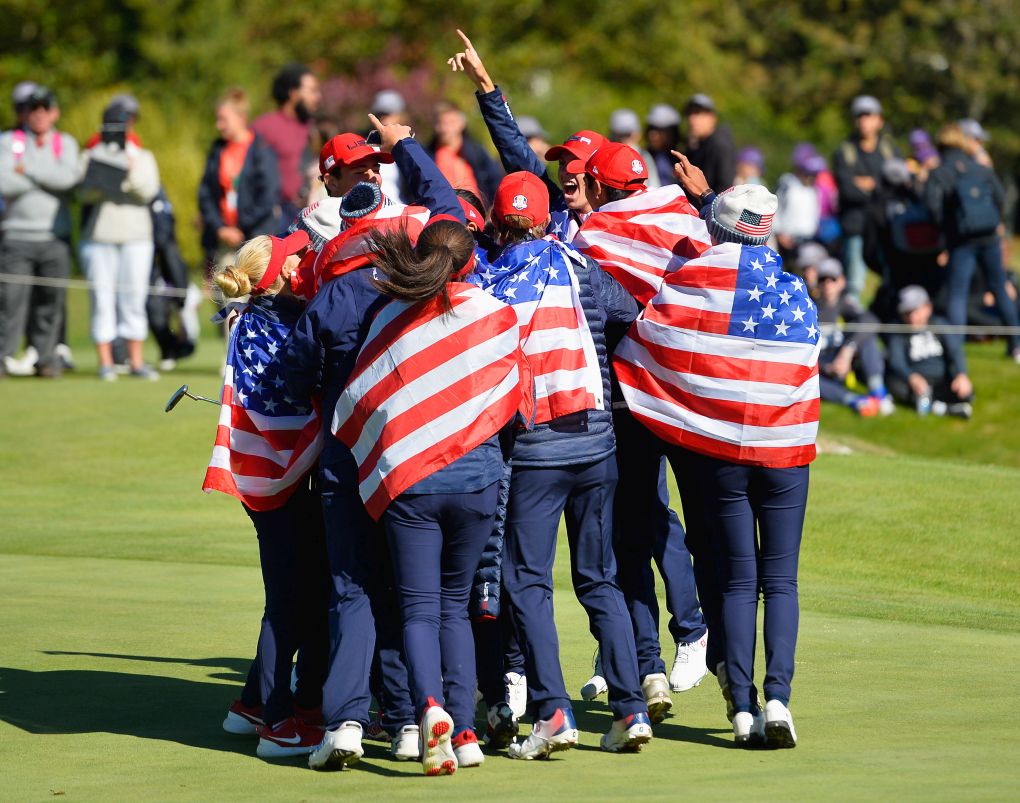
[2,300,1019,800]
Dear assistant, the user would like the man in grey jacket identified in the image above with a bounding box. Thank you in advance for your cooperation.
[0,85,79,377]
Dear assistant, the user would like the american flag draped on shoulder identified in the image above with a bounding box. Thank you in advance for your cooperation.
[332,283,532,520]
[572,184,712,304]
[313,199,430,290]
[203,308,323,510]
[613,243,821,468]
[470,237,603,424]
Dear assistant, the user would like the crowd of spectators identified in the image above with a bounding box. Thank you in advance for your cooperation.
[1,70,1016,414]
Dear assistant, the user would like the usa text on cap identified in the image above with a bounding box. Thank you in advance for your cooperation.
[319,132,394,175]
[545,129,605,164]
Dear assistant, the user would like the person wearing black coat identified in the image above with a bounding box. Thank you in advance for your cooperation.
[924,123,1020,362]
[198,89,281,274]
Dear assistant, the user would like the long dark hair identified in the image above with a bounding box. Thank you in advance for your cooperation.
[369,220,475,310]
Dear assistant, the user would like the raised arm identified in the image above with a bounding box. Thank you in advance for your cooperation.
[369,113,464,222]
[448,29,561,203]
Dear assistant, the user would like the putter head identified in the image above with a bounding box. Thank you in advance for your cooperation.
[165,384,190,413]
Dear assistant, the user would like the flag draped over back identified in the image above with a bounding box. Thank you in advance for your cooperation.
[313,200,430,290]
[204,309,323,510]
[614,243,821,468]
[333,283,532,520]
[471,237,603,424]
[573,184,712,304]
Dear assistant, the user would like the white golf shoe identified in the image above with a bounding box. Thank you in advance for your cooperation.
[580,649,608,701]
[389,724,419,761]
[641,673,673,724]
[764,700,797,748]
[670,632,709,691]
[308,721,364,771]
[503,671,528,718]
[732,710,765,748]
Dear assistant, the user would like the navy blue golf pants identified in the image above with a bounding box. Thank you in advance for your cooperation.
[240,479,329,727]
[683,450,809,711]
[473,606,526,708]
[320,485,414,731]
[503,457,645,721]
[384,483,498,736]
[613,409,706,678]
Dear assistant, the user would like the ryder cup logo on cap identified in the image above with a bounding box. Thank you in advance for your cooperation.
[512,194,529,211]
[631,159,644,174]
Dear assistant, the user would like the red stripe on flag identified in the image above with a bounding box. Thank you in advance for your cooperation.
[535,388,598,423]
[628,409,816,468]
[614,356,820,429]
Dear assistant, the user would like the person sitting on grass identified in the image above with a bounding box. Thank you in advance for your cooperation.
[885,284,974,419]
[813,257,894,417]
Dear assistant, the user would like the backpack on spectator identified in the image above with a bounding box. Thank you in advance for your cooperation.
[951,162,1000,238]
[11,128,64,160]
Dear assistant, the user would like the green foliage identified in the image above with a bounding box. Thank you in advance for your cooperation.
[2,0,1020,267]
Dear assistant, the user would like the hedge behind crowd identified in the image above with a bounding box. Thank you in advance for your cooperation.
[2,0,1019,267]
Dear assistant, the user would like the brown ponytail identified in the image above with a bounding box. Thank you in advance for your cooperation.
[369,220,475,311]
[495,214,546,245]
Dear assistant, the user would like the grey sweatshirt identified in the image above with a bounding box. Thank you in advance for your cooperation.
[0,128,80,241]
[79,142,160,244]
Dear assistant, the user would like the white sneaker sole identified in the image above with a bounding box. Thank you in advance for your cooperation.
[257,738,317,758]
[601,724,653,753]
[580,676,608,701]
[421,708,457,776]
[309,744,363,771]
[222,710,261,735]
[669,666,708,692]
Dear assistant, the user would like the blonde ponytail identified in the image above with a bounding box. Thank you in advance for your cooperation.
[213,236,282,298]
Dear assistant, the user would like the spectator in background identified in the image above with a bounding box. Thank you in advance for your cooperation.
[644,103,681,188]
[773,144,827,260]
[516,115,550,162]
[832,95,900,301]
[886,285,974,418]
[199,88,281,277]
[734,147,764,186]
[609,108,658,188]
[253,64,321,221]
[426,100,502,206]
[794,241,830,296]
[684,93,736,195]
[925,122,1020,363]
[907,128,940,183]
[0,85,79,379]
[814,258,894,417]
[370,90,410,203]
[78,104,161,381]
[958,119,992,168]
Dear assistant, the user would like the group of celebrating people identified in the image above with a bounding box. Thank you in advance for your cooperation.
[203,31,818,777]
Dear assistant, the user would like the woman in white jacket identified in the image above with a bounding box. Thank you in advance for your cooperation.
[79,103,161,380]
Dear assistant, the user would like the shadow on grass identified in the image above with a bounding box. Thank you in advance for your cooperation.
[571,699,733,750]
[42,651,249,684]
[0,663,259,756]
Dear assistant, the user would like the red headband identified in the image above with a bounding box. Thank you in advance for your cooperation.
[252,231,311,295]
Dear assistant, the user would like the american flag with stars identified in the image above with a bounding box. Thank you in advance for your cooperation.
[470,237,604,424]
[203,308,323,511]
[613,242,821,468]
[572,184,713,305]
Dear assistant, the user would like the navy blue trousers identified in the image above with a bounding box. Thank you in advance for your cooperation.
[613,409,706,678]
[680,450,809,711]
[320,485,414,731]
[384,483,498,735]
[239,479,330,727]
[503,456,645,720]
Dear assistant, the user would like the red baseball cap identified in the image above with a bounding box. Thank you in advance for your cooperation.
[584,142,648,190]
[492,171,550,227]
[319,133,393,175]
[458,196,485,228]
[545,129,605,170]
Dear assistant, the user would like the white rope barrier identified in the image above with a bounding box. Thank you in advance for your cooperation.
[0,271,193,299]
[2,271,1019,335]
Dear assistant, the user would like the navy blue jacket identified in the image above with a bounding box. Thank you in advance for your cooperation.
[198,133,281,252]
[508,241,639,467]
[282,137,475,492]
